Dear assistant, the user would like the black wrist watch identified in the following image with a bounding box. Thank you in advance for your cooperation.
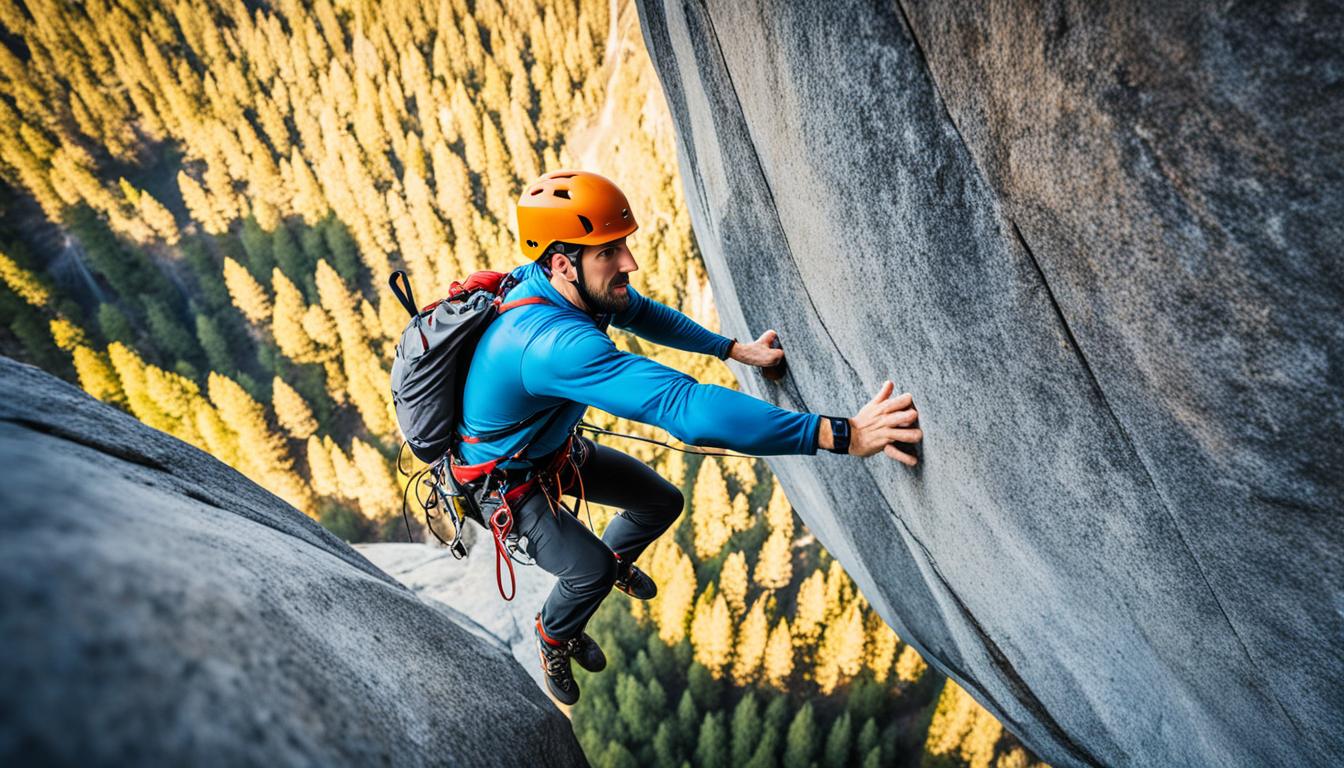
[826,416,851,455]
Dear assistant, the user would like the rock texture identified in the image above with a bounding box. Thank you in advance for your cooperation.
[635,1,1343,766]
[356,543,558,689]
[0,357,585,767]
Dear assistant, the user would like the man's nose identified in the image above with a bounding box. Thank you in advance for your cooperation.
[618,245,638,272]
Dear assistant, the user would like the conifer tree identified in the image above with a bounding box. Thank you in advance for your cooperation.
[763,618,794,690]
[730,692,762,766]
[782,702,818,768]
[823,560,854,622]
[273,376,318,439]
[755,481,794,589]
[271,269,319,363]
[695,712,727,768]
[652,722,679,768]
[649,539,696,644]
[97,303,135,346]
[208,371,312,512]
[0,251,52,306]
[822,713,853,768]
[895,644,928,685]
[70,345,124,405]
[352,436,397,517]
[48,318,86,351]
[692,458,733,559]
[732,597,769,686]
[719,550,748,619]
[223,256,273,324]
[866,612,899,683]
[792,570,827,651]
[674,690,699,752]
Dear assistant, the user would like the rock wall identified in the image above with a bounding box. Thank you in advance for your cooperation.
[356,542,558,689]
[0,357,585,767]
[634,1,1343,766]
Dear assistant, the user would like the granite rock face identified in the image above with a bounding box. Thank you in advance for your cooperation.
[0,357,585,767]
[635,1,1343,765]
[356,542,558,689]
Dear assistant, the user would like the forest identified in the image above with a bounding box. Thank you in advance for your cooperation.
[0,0,1041,765]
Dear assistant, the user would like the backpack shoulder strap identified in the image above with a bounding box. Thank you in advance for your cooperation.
[497,296,553,313]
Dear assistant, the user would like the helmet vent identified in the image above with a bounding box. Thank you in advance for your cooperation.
[552,173,576,179]
[529,188,543,196]
[553,188,571,199]
[576,214,593,234]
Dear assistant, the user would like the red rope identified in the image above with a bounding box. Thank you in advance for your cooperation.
[490,502,517,601]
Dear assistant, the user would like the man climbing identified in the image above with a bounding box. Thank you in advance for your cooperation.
[455,170,922,704]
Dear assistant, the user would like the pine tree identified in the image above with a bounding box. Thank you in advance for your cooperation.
[857,719,879,765]
[730,693,761,766]
[208,371,313,512]
[48,317,86,351]
[782,703,818,768]
[97,303,136,346]
[866,612,898,683]
[674,690,699,751]
[649,539,696,644]
[690,587,733,677]
[922,681,1003,768]
[732,596,769,686]
[652,721,680,768]
[792,570,827,651]
[815,602,867,694]
[0,251,52,306]
[823,560,854,621]
[352,437,397,518]
[273,376,318,439]
[695,711,728,768]
[223,256,273,324]
[822,712,852,768]
[195,314,235,375]
[615,672,655,743]
[754,482,793,589]
[895,644,928,685]
[70,345,124,405]
[719,550,748,619]
[763,618,794,690]
[692,458,733,559]
[271,268,319,362]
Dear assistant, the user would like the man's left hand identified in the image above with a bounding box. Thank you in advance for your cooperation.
[730,330,786,368]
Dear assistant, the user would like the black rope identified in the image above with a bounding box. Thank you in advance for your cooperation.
[575,421,761,459]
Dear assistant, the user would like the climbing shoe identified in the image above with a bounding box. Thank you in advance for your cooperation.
[535,616,580,705]
[567,633,607,673]
[613,563,657,600]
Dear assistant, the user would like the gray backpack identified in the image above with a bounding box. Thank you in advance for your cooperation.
[388,269,546,463]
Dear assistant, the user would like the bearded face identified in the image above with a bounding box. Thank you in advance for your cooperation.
[581,265,631,314]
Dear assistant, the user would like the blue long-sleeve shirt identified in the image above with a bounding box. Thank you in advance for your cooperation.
[457,262,821,468]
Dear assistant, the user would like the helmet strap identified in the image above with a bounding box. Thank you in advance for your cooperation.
[570,251,600,315]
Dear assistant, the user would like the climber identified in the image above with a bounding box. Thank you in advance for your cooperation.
[453,170,922,705]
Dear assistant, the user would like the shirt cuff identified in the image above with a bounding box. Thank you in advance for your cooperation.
[717,336,736,360]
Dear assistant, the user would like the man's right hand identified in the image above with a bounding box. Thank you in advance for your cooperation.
[841,381,921,465]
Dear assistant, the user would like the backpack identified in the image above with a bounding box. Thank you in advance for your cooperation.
[388,269,545,463]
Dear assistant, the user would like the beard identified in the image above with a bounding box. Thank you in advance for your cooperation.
[580,271,631,314]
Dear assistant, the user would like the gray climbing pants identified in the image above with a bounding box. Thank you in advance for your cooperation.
[506,436,684,641]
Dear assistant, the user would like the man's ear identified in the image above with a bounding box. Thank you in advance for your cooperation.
[550,251,577,278]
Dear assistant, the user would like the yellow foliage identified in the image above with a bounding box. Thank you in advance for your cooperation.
[732,596,769,686]
[896,644,929,685]
[222,256,272,324]
[923,680,1004,768]
[0,251,51,307]
[718,550,748,619]
[272,377,318,439]
[763,617,794,691]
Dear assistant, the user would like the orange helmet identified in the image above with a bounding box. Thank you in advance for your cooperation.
[516,170,638,261]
